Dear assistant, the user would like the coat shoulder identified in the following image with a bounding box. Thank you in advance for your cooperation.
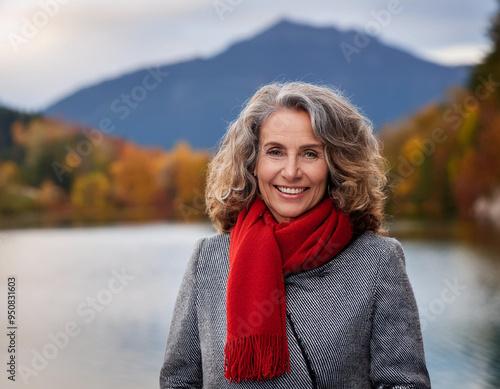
[350,231,406,267]
[354,231,404,254]
[194,232,230,267]
[198,232,230,253]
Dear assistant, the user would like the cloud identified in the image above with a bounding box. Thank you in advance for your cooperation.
[422,44,492,66]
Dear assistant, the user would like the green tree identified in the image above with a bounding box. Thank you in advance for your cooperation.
[469,0,500,105]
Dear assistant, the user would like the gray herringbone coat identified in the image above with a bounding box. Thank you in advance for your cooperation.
[160,231,431,388]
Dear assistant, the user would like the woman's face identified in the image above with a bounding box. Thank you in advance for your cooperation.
[254,108,329,223]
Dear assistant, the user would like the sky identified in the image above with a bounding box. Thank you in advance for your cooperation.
[0,0,498,112]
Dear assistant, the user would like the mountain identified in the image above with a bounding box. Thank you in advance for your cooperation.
[44,19,468,150]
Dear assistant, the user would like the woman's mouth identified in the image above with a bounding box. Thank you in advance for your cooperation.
[276,186,308,195]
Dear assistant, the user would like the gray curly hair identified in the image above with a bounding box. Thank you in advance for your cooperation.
[205,81,387,235]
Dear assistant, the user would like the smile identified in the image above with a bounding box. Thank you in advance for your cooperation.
[276,186,307,195]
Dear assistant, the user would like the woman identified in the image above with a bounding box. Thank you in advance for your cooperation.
[160,82,431,388]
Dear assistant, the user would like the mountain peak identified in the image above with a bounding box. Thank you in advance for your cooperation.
[250,18,342,43]
[45,20,467,149]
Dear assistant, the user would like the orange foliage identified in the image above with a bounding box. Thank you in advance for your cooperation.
[0,161,20,186]
[39,179,66,207]
[160,142,211,220]
[109,143,157,206]
[71,172,111,208]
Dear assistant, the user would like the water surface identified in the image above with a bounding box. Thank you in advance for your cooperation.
[0,223,498,388]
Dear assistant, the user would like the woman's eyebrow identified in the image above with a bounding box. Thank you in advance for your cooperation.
[262,142,283,148]
[261,142,323,149]
[299,143,323,150]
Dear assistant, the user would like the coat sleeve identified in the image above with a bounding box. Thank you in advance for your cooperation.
[159,239,205,389]
[369,238,431,389]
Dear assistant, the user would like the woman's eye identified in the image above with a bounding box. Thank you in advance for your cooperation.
[267,149,281,156]
[304,151,318,158]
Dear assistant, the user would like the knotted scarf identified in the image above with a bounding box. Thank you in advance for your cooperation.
[224,196,353,382]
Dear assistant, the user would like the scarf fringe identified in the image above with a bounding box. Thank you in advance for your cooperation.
[224,333,290,383]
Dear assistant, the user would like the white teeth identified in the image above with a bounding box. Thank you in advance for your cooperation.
[277,186,306,194]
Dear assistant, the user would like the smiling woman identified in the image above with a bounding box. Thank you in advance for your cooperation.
[254,109,329,223]
[159,81,431,388]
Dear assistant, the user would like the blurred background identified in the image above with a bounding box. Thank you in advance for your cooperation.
[0,0,499,388]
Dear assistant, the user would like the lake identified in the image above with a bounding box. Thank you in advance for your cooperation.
[0,222,499,388]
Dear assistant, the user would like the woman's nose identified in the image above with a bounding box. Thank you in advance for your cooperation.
[281,156,302,180]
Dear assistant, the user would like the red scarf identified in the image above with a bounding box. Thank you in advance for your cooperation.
[224,196,353,382]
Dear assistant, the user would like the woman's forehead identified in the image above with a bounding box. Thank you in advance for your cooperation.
[259,109,319,142]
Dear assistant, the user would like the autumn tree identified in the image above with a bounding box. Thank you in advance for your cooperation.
[161,142,210,220]
[109,143,157,207]
[71,171,111,208]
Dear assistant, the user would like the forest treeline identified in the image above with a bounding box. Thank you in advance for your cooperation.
[0,110,210,225]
